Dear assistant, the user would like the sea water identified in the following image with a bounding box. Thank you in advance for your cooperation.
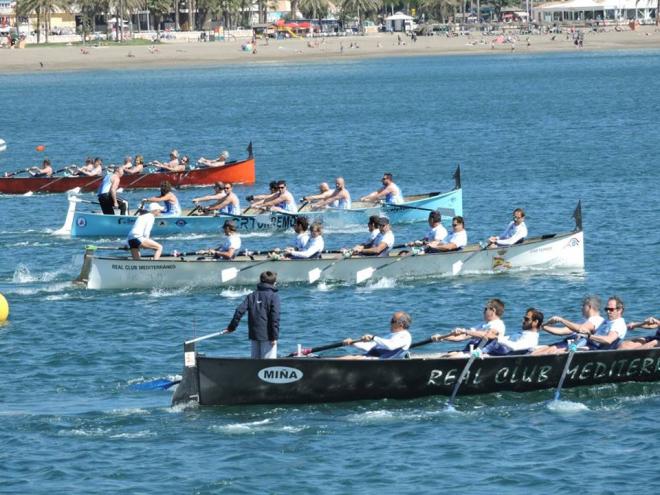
[0,51,659,493]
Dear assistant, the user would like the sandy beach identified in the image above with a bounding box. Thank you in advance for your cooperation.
[2,26,660,73]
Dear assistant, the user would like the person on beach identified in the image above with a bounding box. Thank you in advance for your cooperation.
[204,182,240,215]
[532,295,605,355]
[123,155,144,175]
[224,271,280,359]
[198,150,229,168]
[143,181,181,216]
[259,180,296,212]
[619,317,660,349]
[127,202,164,260]
[487,208,527,247]
[97,166,127,215]
[360,172,403,204]
[341,312,412,360]
[199,220,241,259]
[29,159,53,177]
[426,216,468,252]
[353,217,394,257]
[154,149,184,172]
[285,222,324,259]
[407,210,447,248]
[482,308,542,356]
[434,299,506,357]
[310,177,352,209]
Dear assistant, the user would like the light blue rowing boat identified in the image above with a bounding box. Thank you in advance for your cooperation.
[56,167,463,238]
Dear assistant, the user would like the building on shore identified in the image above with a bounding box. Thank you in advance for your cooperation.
[533,0,657,24]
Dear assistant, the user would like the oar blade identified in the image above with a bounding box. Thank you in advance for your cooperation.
[221,267,239,283]
[130,378,178,391]
[308,267,322,283]
[356,266,375,284]
[451,260,463,276]
[23,191,34,197]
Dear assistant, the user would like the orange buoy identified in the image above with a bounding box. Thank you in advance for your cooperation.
[35,145,46,152]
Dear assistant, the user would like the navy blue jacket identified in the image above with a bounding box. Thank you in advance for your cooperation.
[227,283,280,341]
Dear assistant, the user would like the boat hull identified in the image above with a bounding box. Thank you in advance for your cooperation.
[82,230,584,290]
[0,156,255,194]
[172,347,660,406]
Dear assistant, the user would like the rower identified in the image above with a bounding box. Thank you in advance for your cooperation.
[341,312,412,359]
[246,180,278,208]
[97,167,128,215]
[426,216,468,252]
[123,155,144,175]
[285,223,324,259]
[73,157,102,177]
[202,220,241,259]
[482,308,542,356]
[620,317,660,350]
[531,295,604,355]
[291,216,310,250]
[407,211,447,249]
[360,172,403,204]
[353,217,394,257]
[224,271,280,359]
[192,182,226,211]
[352,215,380,251]
[197,150,229,168]
[153,149,184,173]
[488,208,527,247]
[127,202,164,260]
[435,298,506,357]
[583,296,627,350]
[259,180,296,212]
[29,159,53,177]
[206,182,240,215]
[302,182,333,206]
[312,177,352,210]
[143,181,181,217]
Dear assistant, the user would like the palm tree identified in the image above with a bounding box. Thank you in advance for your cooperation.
[341,0,381,27]
[418,0,460,23]
[299,0,329,20]
[147,0,172,35]
[18,0,72,43]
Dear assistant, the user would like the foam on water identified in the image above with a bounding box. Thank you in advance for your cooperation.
[148,287,191,298]
[11,264,68,283]
[109,408,150,416]
[220,288,252,298]
[9,281,73,296]
[210,418,306,435]
[358,277,397,291]
[546,399,590,413]
[109,431,156,439]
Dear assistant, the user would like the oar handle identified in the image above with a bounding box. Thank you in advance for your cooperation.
[409,332,454,349]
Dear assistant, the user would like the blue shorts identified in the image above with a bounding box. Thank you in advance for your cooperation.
[128,238,142,249]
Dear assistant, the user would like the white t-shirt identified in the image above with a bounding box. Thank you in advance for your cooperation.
[218,233,241,252]
[295,232,310,250]
[442,229,468,249]
[474,318,506,337]
[365,229,379,245]
[373,230,395,257]
[353,330,412,352]
[497,221,528,246]
[425,224,448,242]
[595,317,627,340]
[128,213,155,241]
[497,330,539,352]
[289,235,324,259]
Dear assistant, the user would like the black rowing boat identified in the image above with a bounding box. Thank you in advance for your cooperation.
[171,341,660,406]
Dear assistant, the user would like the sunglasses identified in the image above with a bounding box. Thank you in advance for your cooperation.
[605,307,619,312]
[452,223,459,227]
[484,307,492,312]
[223,187,231,190]
[278,186,285,190]
[523,317,532,322]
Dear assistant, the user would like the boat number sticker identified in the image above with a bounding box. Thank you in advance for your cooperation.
[257,366,303,384]
[184,351,196,367]
[76,217,87,227]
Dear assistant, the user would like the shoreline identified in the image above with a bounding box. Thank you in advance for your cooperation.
[2,27,660,74]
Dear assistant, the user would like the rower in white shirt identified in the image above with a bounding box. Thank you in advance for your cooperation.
[340,312,412,360]
[427,216,468,252]
[291,216,310,250]
[286,223,324,259]
[407,211,447,248]
[435,298,506,357]
[584,296,627,350]
[488,208,527,247]
[200,220,241,259]
[353,217,394,257]
[483,308,543,356]
[352,215,380,251]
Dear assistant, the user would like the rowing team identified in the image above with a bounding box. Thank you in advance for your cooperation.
[5,148,231,178]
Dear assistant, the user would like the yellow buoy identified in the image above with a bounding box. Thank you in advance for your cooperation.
[0,293,9,322]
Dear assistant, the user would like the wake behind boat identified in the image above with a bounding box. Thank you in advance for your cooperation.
[56,167,463,237]
[172,343,660,406]
[0,143,255,195]
[76,204,584,290]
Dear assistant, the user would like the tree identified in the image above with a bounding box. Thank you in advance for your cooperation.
[147,0,172,36]
[299,0,329,19]
[418,0,460,23]
[17,0,72,43]
[78,0,109,43]
[341,0,381,27]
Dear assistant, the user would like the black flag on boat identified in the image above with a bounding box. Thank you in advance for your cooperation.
[453,165,461,190]
[247,141,253,158]
[573,200,583,231]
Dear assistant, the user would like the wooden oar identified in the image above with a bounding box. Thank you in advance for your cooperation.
[286,337,365,357]
[552,340,579,401]
[447,337,489,407]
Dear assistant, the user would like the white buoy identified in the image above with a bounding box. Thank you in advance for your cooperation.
[0,138,6,153]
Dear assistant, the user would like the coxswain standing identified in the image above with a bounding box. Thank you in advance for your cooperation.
[360,172,403,204]
[127,202,164,260]
[97,166,127,215]
[143,181,181,216]
[341,312,412,360]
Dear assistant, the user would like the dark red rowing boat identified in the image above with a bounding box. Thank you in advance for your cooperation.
[0,144,255,194]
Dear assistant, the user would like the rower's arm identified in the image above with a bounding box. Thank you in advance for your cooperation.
[547,317,594,334]
[541,324,572,336]
[358,241,387,256]
[588,330,618,345]
[208,195,232,211]
[227,297,249,332]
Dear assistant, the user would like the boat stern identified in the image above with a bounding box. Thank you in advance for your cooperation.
[171,341,200,406]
